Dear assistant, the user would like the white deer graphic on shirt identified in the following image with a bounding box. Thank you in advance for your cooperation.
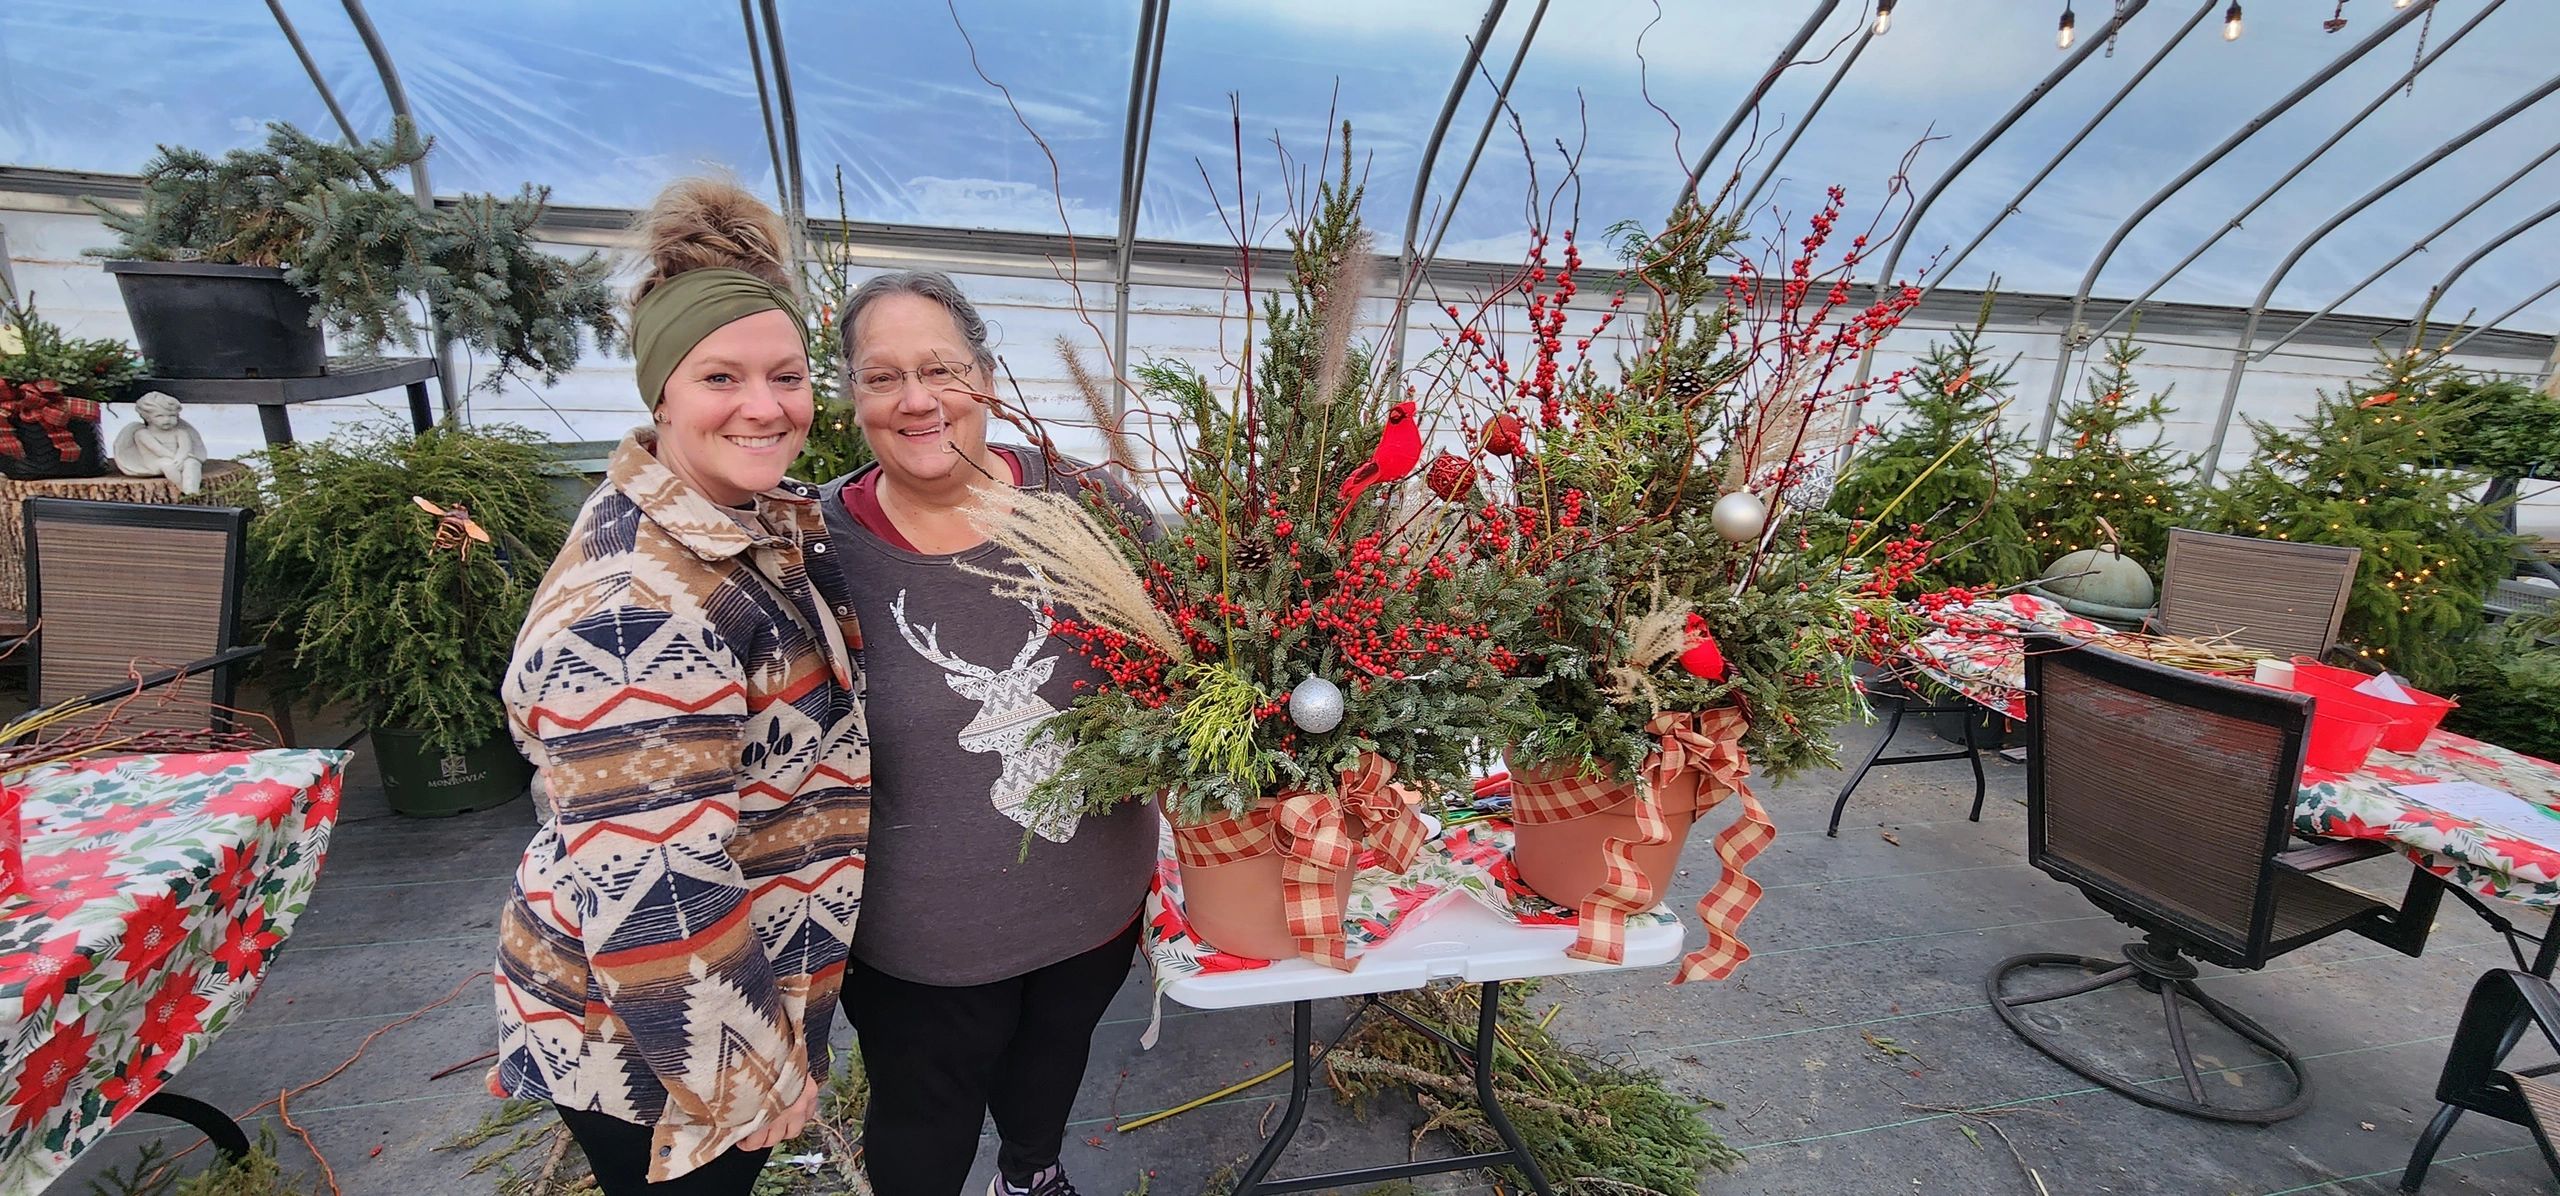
[889,587,1077,843]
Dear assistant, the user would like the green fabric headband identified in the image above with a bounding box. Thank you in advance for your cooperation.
[630,267,806,410]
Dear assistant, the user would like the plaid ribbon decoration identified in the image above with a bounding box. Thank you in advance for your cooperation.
[0,379,86,460]
[1652,708,1776,983]
[1510,760,1672,966]
[1168,753,1426,970]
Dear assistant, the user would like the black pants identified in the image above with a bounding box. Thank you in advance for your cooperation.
[554,1105,773,1195]
[845,917,1141,1196]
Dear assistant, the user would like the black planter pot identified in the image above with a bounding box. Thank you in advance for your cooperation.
[103,260,327,379]
[1925,702,2023,751]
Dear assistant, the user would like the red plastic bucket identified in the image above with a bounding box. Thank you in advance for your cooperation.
[2289,658,2458,754]
[2300,696,2392,773]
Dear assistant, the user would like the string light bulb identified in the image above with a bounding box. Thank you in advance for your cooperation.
[2058,4,2077,48]
[1875,0,1896,34]
[2223,2,2243,40]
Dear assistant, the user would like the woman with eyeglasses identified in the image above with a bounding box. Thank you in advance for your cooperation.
[815,272,1157,1196]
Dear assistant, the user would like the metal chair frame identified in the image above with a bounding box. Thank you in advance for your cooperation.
[2401,968,2560,1191]
[1988,634,2439,1124]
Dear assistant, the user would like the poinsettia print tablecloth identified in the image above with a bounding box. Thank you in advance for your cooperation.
[2295,732,2560,907]
[1139,819,1675,1041]
[1895,600,2560,906]
[0,749,348,1194]
[1899,592,2106,721]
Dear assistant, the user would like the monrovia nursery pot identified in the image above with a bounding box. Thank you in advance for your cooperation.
[1507,756,1703,915]
[1175,847,1356,962]
[370,725,531,818]
[104,260,327,379]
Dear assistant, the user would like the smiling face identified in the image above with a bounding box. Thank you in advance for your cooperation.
[652,307,813,506]
[848,292,991,494]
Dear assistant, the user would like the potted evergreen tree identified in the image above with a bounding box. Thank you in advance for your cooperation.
[2211,354,2516,687]
[89,118,619,384]
[241,418,568,815]
[1824,301,2039,594]
[2015,328,2196,627]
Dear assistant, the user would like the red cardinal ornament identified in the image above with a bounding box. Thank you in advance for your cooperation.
[1331,401,1423,532]
[1479,411,1524,457]
[1678,612,1728,681]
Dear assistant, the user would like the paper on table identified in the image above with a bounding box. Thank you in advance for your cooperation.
[2395,780,2560,841]
[2356,672,2416,704]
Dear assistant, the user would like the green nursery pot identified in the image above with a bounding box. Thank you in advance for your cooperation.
[370,725,532,818]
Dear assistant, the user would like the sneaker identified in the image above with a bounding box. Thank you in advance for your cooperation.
[988,1164,1079,1196]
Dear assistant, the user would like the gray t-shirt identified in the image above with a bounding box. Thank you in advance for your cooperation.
[820,446,1160,985]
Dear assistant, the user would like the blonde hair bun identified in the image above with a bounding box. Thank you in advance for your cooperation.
[632,179,793,304]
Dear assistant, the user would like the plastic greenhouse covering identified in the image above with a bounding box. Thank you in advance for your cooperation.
[3,0,2557,529]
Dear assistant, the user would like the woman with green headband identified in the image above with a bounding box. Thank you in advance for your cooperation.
[489,180,870,1194]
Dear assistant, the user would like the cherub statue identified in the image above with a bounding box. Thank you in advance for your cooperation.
[113,392,209,495]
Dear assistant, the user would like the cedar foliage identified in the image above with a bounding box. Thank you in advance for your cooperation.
[241,420,568,752]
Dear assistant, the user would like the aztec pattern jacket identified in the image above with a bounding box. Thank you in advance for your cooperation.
[491,430,870,1181]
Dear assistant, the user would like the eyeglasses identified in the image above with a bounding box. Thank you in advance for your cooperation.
[852,361,975,397]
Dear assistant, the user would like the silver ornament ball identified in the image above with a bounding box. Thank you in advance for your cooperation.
[1782,461,1836,512]
[1287,674,1345,734]
[1711,490,1769,542]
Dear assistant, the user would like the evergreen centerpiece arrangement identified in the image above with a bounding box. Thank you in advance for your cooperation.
[957,137,1538,964]
[0,286,145,402]
[0,286,141,478]
[243,419,567,814]
[2015,327,2193,569]
[91,118,619,386]
[1436,186,1925,977]
[1824,301,2038,594]
[2211,354,2516,686]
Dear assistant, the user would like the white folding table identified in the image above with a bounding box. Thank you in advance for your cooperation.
[1162,897,1684,1195]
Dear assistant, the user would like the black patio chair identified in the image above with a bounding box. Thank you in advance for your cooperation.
[17,498,263,739]
[2151,528,2359,660]
[2400,968,2560,1191]
[1987,634,2440,1123]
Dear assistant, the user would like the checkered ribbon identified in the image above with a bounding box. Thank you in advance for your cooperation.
[1651,707,1774,984]
[1168,753,1426,969]
[0,379,92,460]
[1510,759,1672,966]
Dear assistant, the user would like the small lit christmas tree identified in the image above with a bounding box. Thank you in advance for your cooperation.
[2211,353,2515,685]
[2016,329,2195,569]
[792,172,873,483]
[1826,306,2038,593]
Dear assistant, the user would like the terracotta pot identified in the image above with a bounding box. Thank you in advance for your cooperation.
[1176,850,1357,962]
[1507,756,1703,914]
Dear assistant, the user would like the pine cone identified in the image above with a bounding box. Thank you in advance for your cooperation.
[1666,371,1706,399]
[1425,451,1473,501]
[1232,538,1273,573]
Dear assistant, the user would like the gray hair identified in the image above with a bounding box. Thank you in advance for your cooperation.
[134,391,182,418]
[837,271,998,374]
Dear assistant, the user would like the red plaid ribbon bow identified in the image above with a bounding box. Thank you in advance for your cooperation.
[1170,753,1426,970]
[1648,708,1774,983]
[0,379,94,461]
[1511,758,1674,967]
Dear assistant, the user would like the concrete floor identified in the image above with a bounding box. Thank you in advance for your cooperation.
[51,712,2560,1196]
